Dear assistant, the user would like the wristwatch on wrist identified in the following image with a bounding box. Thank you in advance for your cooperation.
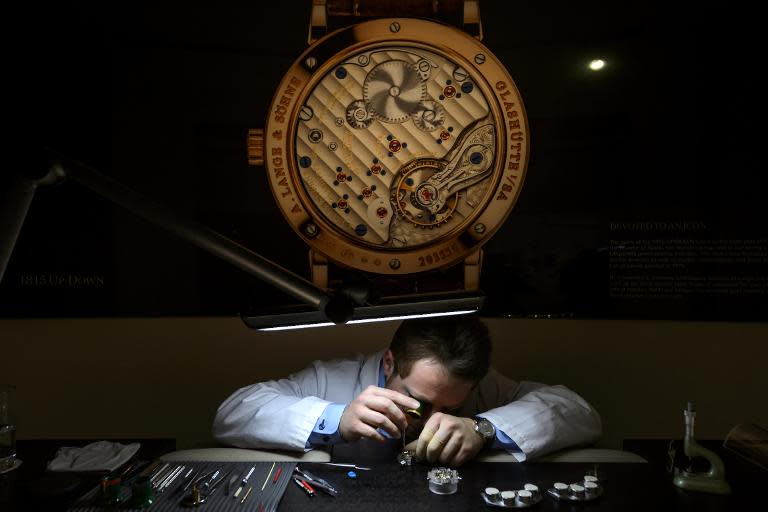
[473,417,496,444]
[248,0,529,300]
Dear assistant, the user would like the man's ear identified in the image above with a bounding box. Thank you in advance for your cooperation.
[382,349,395,379]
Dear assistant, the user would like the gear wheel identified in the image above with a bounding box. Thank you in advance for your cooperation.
[345,100,374,129]
[391,158,457,228]
[413,100,445,132]
[363,60,426,123]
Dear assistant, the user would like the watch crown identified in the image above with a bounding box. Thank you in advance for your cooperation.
[247,128,265,166]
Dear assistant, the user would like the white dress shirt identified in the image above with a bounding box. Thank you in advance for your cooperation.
[212,350,602,461]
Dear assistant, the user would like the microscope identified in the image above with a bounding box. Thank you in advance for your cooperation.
[672,402,731,494]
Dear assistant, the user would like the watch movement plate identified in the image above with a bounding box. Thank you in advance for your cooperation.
[264,18,529,275]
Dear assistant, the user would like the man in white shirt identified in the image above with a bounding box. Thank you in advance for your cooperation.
[212,316,601,466]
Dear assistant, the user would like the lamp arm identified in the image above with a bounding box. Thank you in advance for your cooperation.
[1,147,354,323]
[0,175,37,282]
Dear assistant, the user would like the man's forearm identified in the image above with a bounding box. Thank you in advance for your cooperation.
[478,385,602,460]
[213,383,333,451]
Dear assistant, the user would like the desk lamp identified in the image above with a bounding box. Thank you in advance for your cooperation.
[0,147,482,329]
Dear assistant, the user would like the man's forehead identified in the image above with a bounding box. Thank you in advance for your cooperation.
[401,359,473,408]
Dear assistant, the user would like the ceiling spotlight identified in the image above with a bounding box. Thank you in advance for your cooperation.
[588,59,606,71]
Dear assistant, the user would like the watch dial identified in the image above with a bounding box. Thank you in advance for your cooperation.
[295,46,497,249]
[478,419,495,437]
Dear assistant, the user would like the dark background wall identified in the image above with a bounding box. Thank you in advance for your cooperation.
[3,317,766,450]
[3,2,765,320]
[1,2,765,450]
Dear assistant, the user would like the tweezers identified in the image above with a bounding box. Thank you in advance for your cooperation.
[321,462,371,470]
[295,467,339,496]
[180,468,202,493]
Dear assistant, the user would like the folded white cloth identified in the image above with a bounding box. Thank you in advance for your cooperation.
[47,441,140,472]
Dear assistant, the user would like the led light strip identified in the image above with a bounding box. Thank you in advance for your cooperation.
[258,308,477,331]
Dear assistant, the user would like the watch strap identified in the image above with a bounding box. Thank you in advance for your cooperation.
[311,249,483,299]
[309,0,482,43]
[327,0,463,22]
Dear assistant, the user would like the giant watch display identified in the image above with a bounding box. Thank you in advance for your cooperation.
[249,0,529,297]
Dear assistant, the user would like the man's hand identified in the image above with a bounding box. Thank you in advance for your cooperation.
[415,414,484,466]
[339,386,420,443]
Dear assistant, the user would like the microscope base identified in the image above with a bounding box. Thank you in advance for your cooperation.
[673,473,732,495]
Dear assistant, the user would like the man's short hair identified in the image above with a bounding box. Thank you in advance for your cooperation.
[389,315,491,383]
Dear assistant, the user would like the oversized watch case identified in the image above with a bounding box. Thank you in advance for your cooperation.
[252,15,529,295]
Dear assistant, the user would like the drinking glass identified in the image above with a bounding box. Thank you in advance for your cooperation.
[0,385,16,472]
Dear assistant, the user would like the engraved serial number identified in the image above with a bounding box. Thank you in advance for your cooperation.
[418,244,459,267]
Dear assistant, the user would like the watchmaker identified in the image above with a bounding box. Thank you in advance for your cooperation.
[212,316,602,466]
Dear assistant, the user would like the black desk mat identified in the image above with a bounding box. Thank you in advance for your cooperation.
[68,461,295,512]
[278,461,658,512]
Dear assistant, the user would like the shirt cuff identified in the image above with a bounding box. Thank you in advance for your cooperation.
[306,403,346,447]
[477,416,522,452]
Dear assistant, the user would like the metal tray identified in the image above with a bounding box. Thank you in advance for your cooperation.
[546,485,603,502]
[481,490,543,508]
